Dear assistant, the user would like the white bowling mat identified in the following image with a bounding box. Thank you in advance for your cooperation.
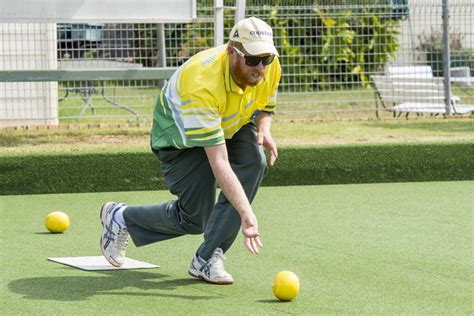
[48,256,159,271]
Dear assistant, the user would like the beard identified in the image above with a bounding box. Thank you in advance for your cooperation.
[231,58,265,88]
[247,70,264,86]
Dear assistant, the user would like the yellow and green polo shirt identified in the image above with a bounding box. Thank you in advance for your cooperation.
[151,44,281,150]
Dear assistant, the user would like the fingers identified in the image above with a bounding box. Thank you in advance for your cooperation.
[257,132,264,145]
[241,213,263,254]
[245,235,263,254]
[259,133,278,166]
[268,142,278,166]
[269,149,277,166]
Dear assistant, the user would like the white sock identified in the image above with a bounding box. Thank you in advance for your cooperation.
[113,206,126,228]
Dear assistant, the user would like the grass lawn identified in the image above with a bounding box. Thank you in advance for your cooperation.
[1,182,472,314]
[55,83,474,122]
[2,81,472,154]
[1,119,473,155]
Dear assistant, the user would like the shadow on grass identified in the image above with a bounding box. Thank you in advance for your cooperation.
[8,270,217,301]
[256,299,286,304]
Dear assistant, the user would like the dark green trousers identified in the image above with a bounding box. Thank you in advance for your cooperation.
[123,123,267,260]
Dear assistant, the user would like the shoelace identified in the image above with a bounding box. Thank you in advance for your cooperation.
[116,228,129,252]
[207,250,226,270]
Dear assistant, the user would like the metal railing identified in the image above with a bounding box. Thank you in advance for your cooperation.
[0,0,472,126]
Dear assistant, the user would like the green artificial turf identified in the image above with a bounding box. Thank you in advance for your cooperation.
[1,181,472,314]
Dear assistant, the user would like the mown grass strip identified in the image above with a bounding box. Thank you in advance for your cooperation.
[1,142,473,195]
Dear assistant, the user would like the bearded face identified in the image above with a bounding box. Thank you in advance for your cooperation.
[228,45,269,89]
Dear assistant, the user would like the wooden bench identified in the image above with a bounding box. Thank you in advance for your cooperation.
[371,75,474,117]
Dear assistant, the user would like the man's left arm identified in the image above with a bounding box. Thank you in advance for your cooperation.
[256,111,278,166]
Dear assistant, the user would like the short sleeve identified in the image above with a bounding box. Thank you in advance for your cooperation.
[181,93,225,147]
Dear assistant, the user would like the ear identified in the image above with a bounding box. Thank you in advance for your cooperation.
[227,44,234,56]
[227,45,239,65]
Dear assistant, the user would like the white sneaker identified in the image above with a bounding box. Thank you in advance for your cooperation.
[188,248,234,285]
[100,202,129,267]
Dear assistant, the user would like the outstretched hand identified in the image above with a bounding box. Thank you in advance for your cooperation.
[241,212,263,254]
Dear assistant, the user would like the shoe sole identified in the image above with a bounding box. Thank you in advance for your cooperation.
[188,270,233,285]
[100,203,123,268]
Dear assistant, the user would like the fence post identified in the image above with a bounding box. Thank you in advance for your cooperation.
[214,0,224,46]
[235,0,246,24]
[156,23,167,88]
[442,0,452,115]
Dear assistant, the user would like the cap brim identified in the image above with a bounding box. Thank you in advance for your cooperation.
[242,41,279,57]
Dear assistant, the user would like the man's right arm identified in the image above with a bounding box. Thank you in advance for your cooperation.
[204,144,263,254]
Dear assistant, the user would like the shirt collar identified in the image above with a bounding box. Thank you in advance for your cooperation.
[224,53,244,94]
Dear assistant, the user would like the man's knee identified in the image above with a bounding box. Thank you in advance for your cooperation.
[187,224,205,235]
[256,149,267,172]
[247,147,267,175]
[176,201,211,235]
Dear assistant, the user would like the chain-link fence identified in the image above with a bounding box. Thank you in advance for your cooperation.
[1,0,473,126]
[251,0,473,119]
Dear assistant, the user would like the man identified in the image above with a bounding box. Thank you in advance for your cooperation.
[99,17,281,285]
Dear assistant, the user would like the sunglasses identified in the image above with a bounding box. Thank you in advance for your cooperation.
[232,46,275,67]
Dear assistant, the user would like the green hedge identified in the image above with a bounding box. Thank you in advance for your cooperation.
[1,142,473,195]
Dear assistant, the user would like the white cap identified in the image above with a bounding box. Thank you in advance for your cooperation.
[229,17,279,56]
